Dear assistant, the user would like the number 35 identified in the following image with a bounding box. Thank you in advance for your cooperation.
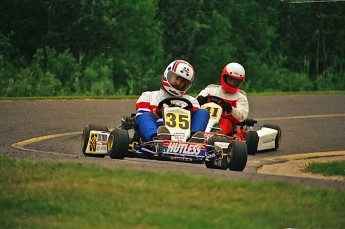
[165,113,190,130]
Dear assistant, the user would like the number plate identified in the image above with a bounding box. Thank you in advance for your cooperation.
[86,131,110,154]
[201,103,223,132]
[163,107,191,141]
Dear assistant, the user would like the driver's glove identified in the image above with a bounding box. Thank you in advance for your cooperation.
[196,95,207,105]
[221,101,232,113]
[153,108,163,119]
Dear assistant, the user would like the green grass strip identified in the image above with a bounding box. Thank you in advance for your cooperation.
[1,156,344,229]
[304,161,345,177]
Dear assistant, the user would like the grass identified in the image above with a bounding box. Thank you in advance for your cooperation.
[304,161,345,177]
[0,156,344,229]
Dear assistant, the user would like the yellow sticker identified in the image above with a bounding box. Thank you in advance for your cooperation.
[89,133,98,152]
[201,105,221,118]
[164,112,190,130]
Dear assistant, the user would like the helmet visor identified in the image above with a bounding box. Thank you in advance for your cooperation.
[223,74,243,88]
[167,71,192,91]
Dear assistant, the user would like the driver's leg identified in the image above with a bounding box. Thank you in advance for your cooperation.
[191,109,210,133]
[219,118,233,135]
[136,112,158,142]
[189,109,209,143]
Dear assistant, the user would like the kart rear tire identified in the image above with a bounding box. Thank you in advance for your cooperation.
[228,141,248,171]
[205,136,230,170]
[262,124,281,150]
[245,131,259,155]
[81,124,108,158]
[107,128,130,159]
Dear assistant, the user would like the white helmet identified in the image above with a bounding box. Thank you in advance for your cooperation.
[162,60,194,96]
[220,62,246,93]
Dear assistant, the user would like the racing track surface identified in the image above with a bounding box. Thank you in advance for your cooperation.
[1,95,345,189]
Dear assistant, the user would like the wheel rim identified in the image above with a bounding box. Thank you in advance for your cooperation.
[81,130,86,148]
[228,147,233,163]
[107,134,114,153]
[223,148,231,163]
[226,155,231,163]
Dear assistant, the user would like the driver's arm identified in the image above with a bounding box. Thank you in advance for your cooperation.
[136,91,154,117]
[152,107,162,119]
[189,97,201,113]
[222,96,249,122]
[196,88,210,105]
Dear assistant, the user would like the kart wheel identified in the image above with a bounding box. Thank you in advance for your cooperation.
[205,136,230,170]
[263,124,281,150]
[81,126,90,155]
[107,128,130,159]
[81,124,108,158]
[228,141,248,171]
[245,131,259,155]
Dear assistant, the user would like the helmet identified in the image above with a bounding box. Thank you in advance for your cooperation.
[220,62,246,93]
[162,60,194,96]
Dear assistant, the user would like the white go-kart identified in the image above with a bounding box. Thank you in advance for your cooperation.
[201,95,281,157]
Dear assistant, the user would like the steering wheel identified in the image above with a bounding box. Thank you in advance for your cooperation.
[204,95,257,127]
[202,95,227,110]
[157,97,193,110]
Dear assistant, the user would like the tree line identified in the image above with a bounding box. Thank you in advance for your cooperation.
[0,0,344,97]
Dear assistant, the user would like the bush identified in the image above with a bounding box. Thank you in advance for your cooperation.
[246,63,314,93]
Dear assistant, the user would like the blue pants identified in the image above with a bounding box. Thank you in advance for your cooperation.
[136,109,210,142]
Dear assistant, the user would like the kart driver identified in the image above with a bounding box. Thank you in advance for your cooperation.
[136,59,210,142]
[196,62,249,135]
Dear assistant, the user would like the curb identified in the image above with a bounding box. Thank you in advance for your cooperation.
[248,150,345,171]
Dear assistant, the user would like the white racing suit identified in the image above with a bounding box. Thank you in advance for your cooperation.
[136,88,209,142]
[198,84,249,135]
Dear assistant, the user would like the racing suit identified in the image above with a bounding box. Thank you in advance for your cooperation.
[198,84,249,135]
[136,88,210,142]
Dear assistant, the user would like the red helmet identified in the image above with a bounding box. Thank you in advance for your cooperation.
[220,62,246,93]
[162,60,194,96]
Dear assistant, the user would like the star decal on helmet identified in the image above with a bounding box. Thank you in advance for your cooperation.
[180,66,190,76]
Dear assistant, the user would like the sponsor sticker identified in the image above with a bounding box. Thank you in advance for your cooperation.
[162,142,205,155]
[87,131,109,154]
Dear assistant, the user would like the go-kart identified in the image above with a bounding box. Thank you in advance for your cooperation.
[81,97,248,171]
[201,95,281,157]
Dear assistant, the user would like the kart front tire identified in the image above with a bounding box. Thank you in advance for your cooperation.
[107,128,130,159]
[228,141,248,171]
[245,131,259,155]
[81,124,108,158]
[263,124,281,150]
[81,126,90,155]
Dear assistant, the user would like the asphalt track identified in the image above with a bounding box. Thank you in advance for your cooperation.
[1,94,345,189]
